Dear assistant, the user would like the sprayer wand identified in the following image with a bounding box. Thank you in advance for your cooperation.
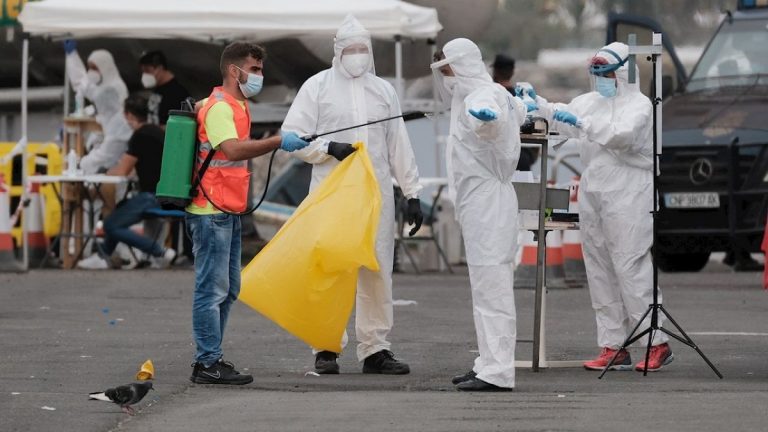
[301,111,430,142]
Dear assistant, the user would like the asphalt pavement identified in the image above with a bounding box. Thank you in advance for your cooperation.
[1,259,767,432]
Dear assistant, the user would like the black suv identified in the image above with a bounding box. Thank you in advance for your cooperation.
[607,1,768,272]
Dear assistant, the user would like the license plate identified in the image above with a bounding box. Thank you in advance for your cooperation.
[664,192,720,209]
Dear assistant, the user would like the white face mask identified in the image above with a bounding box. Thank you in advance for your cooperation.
[341,53,370,78]
[141,72,157,89]
[86,70,102,85]
[235,66,264,99]
[442,76,458,94]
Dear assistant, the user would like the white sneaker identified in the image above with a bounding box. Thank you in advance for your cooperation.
[77,254,110,270]
[150,248,177,269]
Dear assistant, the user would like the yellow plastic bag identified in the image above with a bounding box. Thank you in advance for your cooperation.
[239,143,380,352]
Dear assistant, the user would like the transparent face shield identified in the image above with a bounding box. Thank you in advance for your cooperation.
[430,56,456,107]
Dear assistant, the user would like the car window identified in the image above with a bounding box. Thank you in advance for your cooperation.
[688,19,768,90]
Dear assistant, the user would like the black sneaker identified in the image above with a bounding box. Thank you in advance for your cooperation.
[451,370,477,385]
[362,350,410,375]
[315,351,340,374]
[190,359,253,385]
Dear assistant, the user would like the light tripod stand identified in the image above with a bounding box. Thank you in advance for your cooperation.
[598,33,722,379]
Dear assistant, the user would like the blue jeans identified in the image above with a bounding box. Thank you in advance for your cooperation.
[102,192,164,257]
[186,213,242,367]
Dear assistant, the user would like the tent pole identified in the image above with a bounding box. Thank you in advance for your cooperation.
[20,33,30,271]
[428,38,441,178]
[63,56,70,116]
[394,35,404,100]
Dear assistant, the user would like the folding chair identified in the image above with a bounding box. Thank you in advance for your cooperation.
[395,185,454,274]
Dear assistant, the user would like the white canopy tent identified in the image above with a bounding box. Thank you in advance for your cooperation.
[15,0,443,270]
[19,0,442,41]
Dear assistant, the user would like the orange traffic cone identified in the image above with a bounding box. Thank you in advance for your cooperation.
[25,182,48,267]
[0,174,22,272]
[545,230,566,288]
[563,177,587,288]
[514,231,538,289]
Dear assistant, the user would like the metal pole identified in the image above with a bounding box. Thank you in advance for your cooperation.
[532,137,548,371]
[63,60,70,116]
[428,38,442,178]
[394,35,404,100]
[20,34,29,271]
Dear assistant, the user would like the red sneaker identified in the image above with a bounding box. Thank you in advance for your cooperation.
[583,347,633,371]
[635,343,674,372]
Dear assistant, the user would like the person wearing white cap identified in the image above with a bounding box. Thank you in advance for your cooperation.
[282,14,423,375]
[431,38,526,391]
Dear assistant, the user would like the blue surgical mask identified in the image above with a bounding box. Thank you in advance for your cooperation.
[595,76,617,98]
[235,66,264,98]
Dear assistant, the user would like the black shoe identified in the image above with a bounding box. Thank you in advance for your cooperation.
[315,351,340,374]
[451,370,477,385]
[190,358,253,385]
[362,350,410,375]
[722,251,735,266]
[455,377,513,392]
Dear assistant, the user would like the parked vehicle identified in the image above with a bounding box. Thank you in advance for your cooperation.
[607,0,768,272]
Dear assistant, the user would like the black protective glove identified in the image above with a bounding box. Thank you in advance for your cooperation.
[407,198,423,237]
[327,141,357,161]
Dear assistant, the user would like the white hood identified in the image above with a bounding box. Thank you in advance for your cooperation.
[592,41,640,96]
[430,38,494,108]
[331,14,375,79]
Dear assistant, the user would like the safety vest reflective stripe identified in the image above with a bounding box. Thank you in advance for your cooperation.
[196,157,247,168]
[196,141,247,167]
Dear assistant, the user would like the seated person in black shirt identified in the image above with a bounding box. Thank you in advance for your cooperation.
[140,50,195,263]
[77,94,176,270]
[139,50,191,127]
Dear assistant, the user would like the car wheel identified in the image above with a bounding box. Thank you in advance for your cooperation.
[656,251,711,273]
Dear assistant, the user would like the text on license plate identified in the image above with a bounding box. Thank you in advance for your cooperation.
[664,192,720,209]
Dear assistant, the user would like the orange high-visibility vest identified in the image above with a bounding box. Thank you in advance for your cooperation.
[192,87,251,212]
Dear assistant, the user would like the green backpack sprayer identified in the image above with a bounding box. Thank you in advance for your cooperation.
[155,99,279,216]
[154,98,427,216]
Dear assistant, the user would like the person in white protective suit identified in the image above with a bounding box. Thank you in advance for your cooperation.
[431,38,526,392]
[536,42,673,372]
[64,41,132,174]
[281,14,423,375]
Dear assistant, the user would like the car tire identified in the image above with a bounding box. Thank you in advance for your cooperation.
[656,251,711,273]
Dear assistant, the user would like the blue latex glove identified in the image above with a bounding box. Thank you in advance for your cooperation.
[513,85,537,100]
[468,108,497,122]
[553,110,581,127]
[524,101,538,112]
[63,39,77,55]
[280,131,310,152]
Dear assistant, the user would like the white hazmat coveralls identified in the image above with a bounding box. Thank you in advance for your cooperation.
[537,42,668,349]
[66,49,131,174]
[432,38,526,389]
[282,15,422,362]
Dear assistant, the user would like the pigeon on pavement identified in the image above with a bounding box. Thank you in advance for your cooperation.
[89,382,153,415]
